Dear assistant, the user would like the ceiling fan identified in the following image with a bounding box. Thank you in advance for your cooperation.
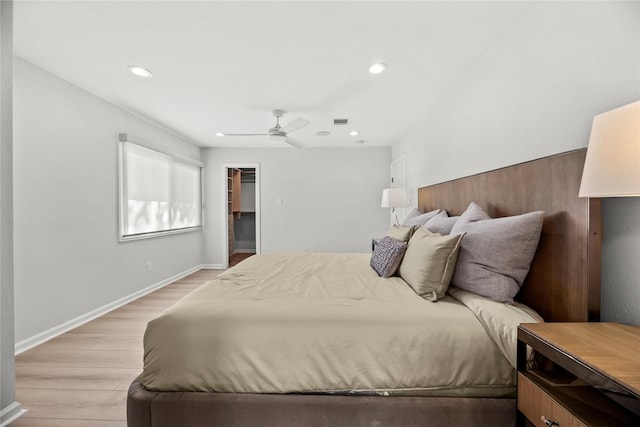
[219,109,310,148]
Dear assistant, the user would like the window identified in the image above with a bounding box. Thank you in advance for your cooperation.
[118,139,203,241]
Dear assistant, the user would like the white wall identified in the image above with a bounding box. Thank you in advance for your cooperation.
[391,2,640,324]
[13,58,204,344]
[202,148,390,267]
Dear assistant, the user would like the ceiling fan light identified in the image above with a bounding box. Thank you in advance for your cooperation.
[269,134,286,142]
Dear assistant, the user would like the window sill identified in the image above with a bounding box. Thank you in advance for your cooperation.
[120,226,202,242]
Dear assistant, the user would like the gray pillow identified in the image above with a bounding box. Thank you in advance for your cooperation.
[401,209,441,227]
[370,237,408,278]
[398,228,464,301]
[385,225,414,242]
[423,211,460,235]
[401,207,422,224]
[450,202,544,303]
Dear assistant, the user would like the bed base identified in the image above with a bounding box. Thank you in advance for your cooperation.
[128,379,515,427]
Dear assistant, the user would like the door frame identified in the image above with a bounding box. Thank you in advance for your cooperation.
[390,154,407,225]
[222,163,261,267]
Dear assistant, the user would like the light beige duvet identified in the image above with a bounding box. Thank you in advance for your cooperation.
[140,253,541,396]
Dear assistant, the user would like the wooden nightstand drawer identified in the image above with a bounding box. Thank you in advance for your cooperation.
[517,323,640,427]
[518,370,639,427]
[518,373,584,427]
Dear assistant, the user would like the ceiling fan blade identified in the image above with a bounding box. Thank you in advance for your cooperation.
[284,136,305,148]
[281,117,310,134]
[220,133,269,137]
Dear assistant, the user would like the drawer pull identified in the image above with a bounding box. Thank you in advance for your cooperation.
[541,416,559,426]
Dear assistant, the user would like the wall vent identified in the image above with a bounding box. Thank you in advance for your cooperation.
[333,118,349,125]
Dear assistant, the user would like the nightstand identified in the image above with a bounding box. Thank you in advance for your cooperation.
[517,323,640,427]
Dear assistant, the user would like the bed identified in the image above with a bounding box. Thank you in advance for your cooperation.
[127,149,601,427]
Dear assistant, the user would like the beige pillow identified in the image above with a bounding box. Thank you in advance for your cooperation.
[385,225,414,242]
[398,228,464,301]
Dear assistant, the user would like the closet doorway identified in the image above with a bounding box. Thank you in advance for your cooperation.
[224,163,261,268]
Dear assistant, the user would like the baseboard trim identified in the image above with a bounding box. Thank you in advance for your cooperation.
[0,402,27,426]
[233,249,256,254]
[15,265,206,355]
[201,263,225,269]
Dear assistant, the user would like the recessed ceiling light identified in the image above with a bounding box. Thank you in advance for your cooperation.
[215,132,224,137]
[128,66,153,78]
[349,130,359,136]
[369,63,387,74]
[316,131,331,136]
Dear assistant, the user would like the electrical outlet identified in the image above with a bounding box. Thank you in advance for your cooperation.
[146,261,152,272]
[303,247,309,252]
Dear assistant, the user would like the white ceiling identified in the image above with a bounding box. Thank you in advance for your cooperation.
[14,0,535,148]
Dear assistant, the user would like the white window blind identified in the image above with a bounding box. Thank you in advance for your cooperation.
[119,140,203,240]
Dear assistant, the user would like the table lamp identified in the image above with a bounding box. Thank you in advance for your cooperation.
[381,188,408,225]
[579,100,640,198]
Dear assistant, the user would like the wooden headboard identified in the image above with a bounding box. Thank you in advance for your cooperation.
[418,149,601,322]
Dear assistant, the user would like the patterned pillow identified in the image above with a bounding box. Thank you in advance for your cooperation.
[370,237,408,278]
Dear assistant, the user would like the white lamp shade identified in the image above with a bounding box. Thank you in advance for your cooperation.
[579,100,640,198]
[381,188,408,208]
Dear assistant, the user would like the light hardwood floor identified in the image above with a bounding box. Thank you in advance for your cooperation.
[11,268,223,427]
